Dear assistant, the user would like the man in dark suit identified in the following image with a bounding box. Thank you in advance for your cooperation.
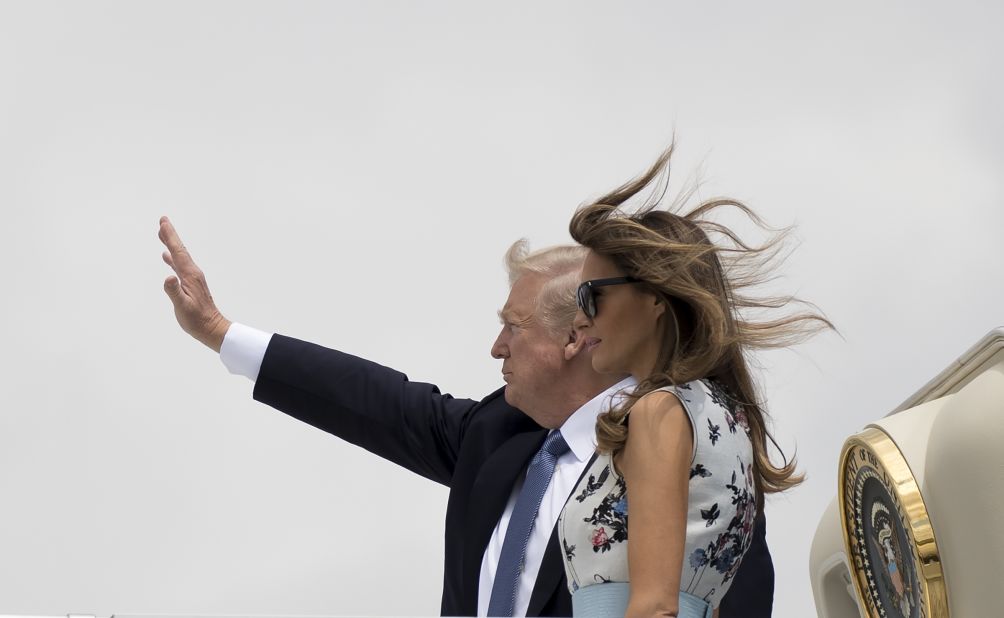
[158,217,773,616]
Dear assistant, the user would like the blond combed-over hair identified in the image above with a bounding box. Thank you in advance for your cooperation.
[504,240,587,339]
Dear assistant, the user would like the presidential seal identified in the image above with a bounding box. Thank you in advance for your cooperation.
[838,427,949,618]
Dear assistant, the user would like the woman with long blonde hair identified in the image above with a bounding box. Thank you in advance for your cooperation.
[557,146,832,617]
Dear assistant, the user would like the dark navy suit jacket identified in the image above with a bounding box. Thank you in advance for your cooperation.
[252,334,774,616]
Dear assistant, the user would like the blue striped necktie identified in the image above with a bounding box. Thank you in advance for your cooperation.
[487,430,570,616]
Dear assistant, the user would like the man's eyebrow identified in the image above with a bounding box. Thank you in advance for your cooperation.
[498,308,532,325]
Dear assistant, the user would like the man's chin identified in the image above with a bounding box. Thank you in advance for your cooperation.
[502,385,519,407]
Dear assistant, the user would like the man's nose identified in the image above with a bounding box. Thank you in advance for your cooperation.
[491,330,508,359]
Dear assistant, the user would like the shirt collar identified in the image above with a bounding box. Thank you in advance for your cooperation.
[559,376,637,463]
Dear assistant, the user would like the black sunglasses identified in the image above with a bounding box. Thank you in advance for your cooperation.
[576,277,641,319]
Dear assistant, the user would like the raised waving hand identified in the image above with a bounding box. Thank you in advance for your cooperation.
[158,216,232,352]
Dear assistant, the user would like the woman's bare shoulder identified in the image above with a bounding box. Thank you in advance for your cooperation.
[619,387,693,485]
[630,388,687,425]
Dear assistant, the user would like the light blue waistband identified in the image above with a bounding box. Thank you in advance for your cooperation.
[571,582,712,618]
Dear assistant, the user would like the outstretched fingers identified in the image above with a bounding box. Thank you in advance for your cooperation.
[158,217,206,307]
[158,216,197,275]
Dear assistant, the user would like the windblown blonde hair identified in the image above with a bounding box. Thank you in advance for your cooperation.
[569,145,834,509]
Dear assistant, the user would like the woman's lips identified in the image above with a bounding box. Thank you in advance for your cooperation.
[585,337,601,351]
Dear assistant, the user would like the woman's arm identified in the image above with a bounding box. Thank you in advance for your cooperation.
[618,390,694,618]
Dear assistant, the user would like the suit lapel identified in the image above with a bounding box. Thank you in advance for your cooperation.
[526,451,600,616]
[462,428,548,615]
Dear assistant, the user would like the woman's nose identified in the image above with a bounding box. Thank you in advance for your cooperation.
[572,307,592,333]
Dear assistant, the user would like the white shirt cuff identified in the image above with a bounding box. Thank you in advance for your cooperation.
[220,322,273,382]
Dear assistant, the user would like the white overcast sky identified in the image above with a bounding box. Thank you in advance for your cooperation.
[1,1,1002,616]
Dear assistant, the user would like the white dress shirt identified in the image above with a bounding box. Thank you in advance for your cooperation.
[219,323,635,617]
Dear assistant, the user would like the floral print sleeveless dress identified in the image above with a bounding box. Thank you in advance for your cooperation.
[557,379,758,610]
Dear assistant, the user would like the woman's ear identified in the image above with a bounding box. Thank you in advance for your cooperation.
[651,294,667,319]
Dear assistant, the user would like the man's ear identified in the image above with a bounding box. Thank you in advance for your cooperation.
[564,329,587,361]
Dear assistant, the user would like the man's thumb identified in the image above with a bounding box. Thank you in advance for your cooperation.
[164,276,183,302]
